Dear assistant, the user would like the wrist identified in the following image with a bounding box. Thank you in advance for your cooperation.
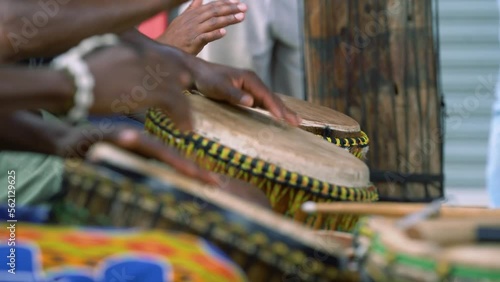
[51,33,120,123]
[51,69,76,114]
[181,49,204,77]
[6,67,76,115]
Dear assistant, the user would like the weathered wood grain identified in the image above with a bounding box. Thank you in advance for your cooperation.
[303,0,444,201]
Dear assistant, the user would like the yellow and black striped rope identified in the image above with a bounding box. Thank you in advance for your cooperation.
[322,131,369,148]
[321,132,369,159]
[145,108,378,202]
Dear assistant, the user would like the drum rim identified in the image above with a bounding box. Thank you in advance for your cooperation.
[146,108,378,202]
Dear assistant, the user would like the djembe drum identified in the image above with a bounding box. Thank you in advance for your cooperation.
[355,217,500,282]
[145,94,378,232]
[52,144,354,282]
[302,0,444,202]
[242,93,369,159]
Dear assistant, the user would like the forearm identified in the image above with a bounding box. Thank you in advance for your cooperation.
[0,0,184,62]
[0,111,70,156]
[0,66,74,114]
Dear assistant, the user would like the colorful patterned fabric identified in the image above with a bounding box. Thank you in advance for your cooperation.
[0,224,247,282]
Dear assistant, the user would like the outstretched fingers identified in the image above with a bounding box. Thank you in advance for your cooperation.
[196,0,247,26]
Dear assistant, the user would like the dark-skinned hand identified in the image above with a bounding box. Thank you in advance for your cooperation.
[157,0,247,55]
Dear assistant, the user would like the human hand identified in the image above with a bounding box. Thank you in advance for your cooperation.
[85,43,195,131]
[157,0,247,55]
[86,38,299,133]
[189,59,301,126]
[0,110,218,185]
[57,124,220,185]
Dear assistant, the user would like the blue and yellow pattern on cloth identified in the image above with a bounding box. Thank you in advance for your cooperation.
[0,224,248,282]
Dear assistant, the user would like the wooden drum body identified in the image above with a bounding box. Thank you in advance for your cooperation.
[145,94,378,232]
[303,0,444,202]
[355,217,500,282]
[53,144,353,282]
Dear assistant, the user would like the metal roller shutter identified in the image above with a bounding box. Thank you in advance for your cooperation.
[439,0,499,189]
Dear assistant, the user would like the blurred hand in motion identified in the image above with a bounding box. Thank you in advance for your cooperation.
[58,125,220,185]
[157,0,247,55]
[0,111,219,186]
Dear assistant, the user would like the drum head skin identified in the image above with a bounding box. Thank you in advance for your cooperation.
[277,94,361,133]
[240,94,369,159]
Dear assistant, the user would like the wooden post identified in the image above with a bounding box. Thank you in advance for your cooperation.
[303,0,444,202]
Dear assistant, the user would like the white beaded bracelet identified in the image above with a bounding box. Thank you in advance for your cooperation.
[51,34,120,123]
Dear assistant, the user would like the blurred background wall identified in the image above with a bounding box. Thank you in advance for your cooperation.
[439,0,499,202]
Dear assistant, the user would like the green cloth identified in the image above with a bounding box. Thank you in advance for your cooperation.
[0,152,63,205]
[0,111,66,206]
